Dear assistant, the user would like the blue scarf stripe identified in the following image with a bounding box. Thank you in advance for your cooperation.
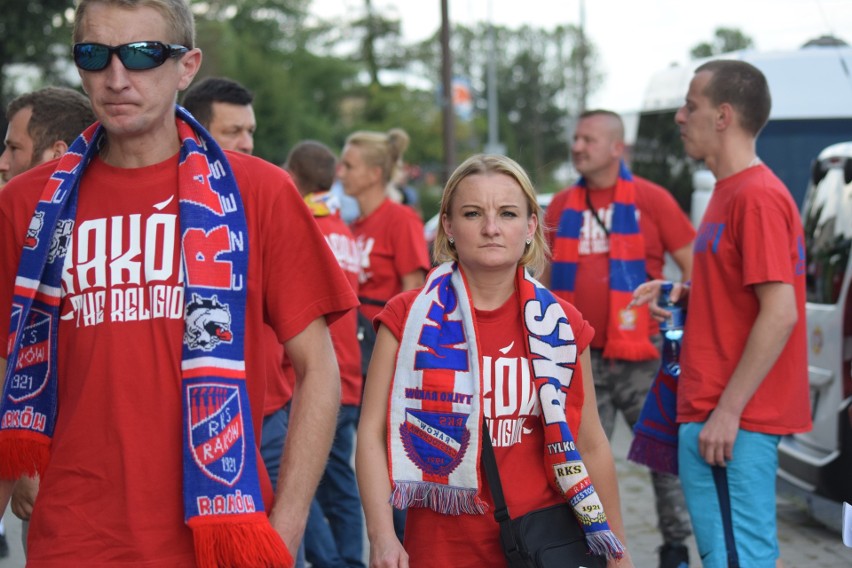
[556,208,583,238]
[610,201,640,234]
[609,258,646,292]
[550,262,578,293]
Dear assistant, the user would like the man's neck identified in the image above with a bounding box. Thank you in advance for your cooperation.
[99,122,182,169]
[581,163,620,189]
[706,137,758,181]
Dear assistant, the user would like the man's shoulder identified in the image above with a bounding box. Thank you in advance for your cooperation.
[0,160,57,210]
[225,151,289,184]
[632,174,672,196]
[548,185,578,211]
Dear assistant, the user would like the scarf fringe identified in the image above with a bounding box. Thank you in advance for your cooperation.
[602,338,658,361]
[189,513,293,568]
[586,529,626,560]
[627,431,679,476]
[391,481,487,516]
[0,435,50,478]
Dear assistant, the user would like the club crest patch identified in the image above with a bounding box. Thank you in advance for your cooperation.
[9,307,52,404]
[188,383,245,486]
[184,293,233,351]
[400,409,470,477]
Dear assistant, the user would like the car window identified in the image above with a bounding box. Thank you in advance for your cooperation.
[803,158,852,304]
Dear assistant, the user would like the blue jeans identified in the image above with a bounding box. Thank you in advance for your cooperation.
[261,405,307,568]
[304,405,365,568]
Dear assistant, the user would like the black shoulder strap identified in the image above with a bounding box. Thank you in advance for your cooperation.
[481,419,526,566]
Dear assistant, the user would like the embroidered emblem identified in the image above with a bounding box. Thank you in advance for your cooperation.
[400,409,470,477]
[188,383,245,486]
[617,307,637,331]
[9,308,52,404]
[184,294,233,351]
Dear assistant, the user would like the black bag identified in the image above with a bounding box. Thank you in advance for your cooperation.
[356,297,385,377]
[481,422,606,568]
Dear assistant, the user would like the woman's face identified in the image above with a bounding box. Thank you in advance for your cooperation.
[442,172,537,274]
[338,144,380,197]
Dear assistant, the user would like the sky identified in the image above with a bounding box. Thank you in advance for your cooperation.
[311,0,852,112]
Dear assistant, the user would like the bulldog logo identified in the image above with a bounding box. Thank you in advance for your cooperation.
[188,383,245,486]
[23,211,45,249]
[400,409,470,477]
[47,219,74,264]
[184,294,233,351]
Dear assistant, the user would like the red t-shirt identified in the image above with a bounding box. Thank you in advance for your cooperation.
[377,288,594,567]
[351,199,430,321]
[546,175,695,349]
[266,210,363,410]
[678,164,810,435]
[0,151,358,567]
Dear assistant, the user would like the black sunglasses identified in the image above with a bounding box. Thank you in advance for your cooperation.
[73,41,189,71]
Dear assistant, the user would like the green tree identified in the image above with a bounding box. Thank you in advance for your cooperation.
[192,0,360,161]
[0,0,77,105]
[406,22,600,189]
[690,27,754,59]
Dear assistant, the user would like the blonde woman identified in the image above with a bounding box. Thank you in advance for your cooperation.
[338,128,430,325]
[357,154,634,567]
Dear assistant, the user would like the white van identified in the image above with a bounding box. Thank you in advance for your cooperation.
[630,43,852,217]
[777,142,852,529]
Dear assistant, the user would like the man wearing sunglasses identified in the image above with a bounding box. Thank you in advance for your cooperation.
[0,1,356,567]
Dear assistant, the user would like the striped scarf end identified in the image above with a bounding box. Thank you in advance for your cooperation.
[0,435,50,478]
[586,529,626,560]
[391,482,487,515]
[189,513,293,568]
[627,431,679,476]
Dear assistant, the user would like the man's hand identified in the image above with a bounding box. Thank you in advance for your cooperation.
[698,408,741,466]
[629,279,689,321]
[11,474,39,520]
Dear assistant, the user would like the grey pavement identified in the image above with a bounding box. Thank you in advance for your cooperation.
[1,416,850,567]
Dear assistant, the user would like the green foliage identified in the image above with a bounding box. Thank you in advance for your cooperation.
[0,0,602,197]
[690,27,754,59]
[0,0,76,104]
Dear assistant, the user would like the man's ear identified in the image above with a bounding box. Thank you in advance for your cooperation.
[177,48,203,91]
[41,140,69,164]
[716,102,734,131]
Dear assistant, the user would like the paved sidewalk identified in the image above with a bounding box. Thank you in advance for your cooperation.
[609,415,852,567]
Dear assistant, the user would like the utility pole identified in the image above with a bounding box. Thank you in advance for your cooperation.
[577,0,588,113]
[440,0,456,183]
[484,0,505,155]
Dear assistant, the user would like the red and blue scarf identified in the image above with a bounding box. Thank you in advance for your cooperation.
[389,262,624,559]
[0,106,291,568]
[551,161,657,361]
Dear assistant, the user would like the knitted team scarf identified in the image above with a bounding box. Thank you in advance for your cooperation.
[389,262,624,559]
[0,106,291,568]
[627,361,679,476]
[628,299,685,476]
[551,161,658,361]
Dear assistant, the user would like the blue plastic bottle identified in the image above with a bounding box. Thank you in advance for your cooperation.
[658,282,684,376]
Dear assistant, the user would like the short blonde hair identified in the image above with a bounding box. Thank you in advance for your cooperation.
[434,154,549,277]
[344,128,409,186]
[73,0,196,48]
